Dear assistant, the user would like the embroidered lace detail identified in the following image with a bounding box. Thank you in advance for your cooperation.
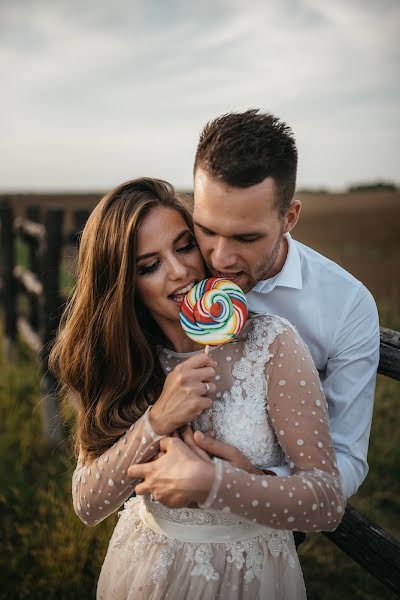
[143,495,244,526]
[185,544,220,581]
[194,316,289,468]
[113,497,296,585]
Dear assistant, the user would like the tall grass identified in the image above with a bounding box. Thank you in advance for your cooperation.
[0,333,115,600]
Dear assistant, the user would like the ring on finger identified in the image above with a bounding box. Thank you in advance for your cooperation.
[204,382,210,395]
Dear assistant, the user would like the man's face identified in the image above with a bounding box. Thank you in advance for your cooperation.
[193,168,300,293]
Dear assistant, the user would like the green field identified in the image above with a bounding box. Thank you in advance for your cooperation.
[1,191,399,599]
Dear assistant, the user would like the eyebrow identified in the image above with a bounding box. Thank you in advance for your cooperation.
[136,229,189,261]
[194,221,264,238]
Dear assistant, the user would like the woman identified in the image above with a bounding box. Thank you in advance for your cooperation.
[50,177,344,599]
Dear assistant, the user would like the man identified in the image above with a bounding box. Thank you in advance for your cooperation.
[128,109,380,510]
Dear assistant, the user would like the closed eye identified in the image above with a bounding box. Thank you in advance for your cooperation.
[200,228,215,237]
[195,222,263,243]
[234,236,262,243]
[137,259,160,275]
[176,238,198,253]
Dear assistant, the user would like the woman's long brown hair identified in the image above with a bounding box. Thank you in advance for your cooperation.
[49,178,194,463]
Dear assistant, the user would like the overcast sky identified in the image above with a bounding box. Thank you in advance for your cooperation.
[1,0,399,191]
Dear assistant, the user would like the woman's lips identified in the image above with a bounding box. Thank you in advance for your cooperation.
[168,281,196,304]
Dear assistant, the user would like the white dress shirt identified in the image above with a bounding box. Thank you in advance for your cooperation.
[247,233,380,501]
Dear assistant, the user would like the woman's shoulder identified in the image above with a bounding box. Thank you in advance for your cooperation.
[247,313,301,345]
[248,311,296,331]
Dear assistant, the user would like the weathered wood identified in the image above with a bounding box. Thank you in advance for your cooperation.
[324,504,400,595]
[381,328,400,347]
[26,206,41,329]
[71,208,90,246]
[14,265,43,297]
[0,198,17,358]
[14,215,46,242]
[378,327,400,380]
[17,315,42,354]
[40,207,64,351]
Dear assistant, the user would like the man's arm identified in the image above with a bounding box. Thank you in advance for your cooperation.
[323,285,379,500]
[255,287,380,493]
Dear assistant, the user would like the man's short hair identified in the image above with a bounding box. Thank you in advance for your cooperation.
[194,109,298,215]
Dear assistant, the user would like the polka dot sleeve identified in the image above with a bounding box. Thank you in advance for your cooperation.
[72,406,166,526]
[200,326,345,532]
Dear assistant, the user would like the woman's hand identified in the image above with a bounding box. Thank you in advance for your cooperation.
[149,353,217,436]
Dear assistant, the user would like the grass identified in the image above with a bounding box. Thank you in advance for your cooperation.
[0,333,116,600]
[298,374,400,599]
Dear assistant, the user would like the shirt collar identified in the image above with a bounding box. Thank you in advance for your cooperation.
[251,233,303,293]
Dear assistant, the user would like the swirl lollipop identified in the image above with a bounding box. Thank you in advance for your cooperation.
[180,277,248,352]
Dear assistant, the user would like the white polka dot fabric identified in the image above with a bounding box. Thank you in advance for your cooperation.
[197,317,344,531]
[72,407,166,526]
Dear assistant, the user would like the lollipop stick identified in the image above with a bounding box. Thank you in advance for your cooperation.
[205,345,210,355]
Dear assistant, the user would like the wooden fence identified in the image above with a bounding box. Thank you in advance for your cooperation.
[0,198,400,595]
[0,198,89,444]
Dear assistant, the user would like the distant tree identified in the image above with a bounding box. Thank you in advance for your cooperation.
[348,181,398,193]
[297,187,329,194]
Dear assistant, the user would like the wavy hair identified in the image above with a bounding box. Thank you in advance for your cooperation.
[49,178,193,463]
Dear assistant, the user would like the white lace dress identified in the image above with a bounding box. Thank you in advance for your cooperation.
[72,315,344,600]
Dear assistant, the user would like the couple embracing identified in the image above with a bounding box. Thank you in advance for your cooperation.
[50,110,379,599]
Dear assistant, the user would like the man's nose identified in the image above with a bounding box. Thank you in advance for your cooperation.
[210,237,236,271]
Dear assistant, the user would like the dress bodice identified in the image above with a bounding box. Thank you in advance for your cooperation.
[158,315,286,470]
[151,315,287,529]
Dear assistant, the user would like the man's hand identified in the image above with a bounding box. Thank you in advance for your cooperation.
[192,430,274,476]
[127,437,215,508]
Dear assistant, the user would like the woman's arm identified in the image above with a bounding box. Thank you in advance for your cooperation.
[73,352,217,526]
[72,407,165,526]
[199,325,345,531]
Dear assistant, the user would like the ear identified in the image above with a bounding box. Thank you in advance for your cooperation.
[283,199,301,234]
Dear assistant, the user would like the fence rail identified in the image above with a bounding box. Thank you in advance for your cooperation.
[1,197,399,595]
[0,198,89,444]
[324,505,400,594]
[379,328,400,380]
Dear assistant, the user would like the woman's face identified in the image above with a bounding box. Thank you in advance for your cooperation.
[136,206,205,331]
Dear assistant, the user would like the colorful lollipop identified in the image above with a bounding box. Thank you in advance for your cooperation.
[180,277,248,351]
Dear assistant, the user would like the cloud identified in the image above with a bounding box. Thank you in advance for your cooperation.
[0,0,399,190]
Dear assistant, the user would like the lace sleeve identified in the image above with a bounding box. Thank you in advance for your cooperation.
[72,407,166,526]
[200,321,345,532]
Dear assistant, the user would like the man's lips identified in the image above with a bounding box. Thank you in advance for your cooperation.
[212,271,243,281]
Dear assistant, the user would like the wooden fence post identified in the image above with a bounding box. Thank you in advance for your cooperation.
[39,206,65,445]
[0,198,17,360]
[73,209,90,247]
[26,206,41,331]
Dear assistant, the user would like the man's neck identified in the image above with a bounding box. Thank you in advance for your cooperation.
[267,235,289,280]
